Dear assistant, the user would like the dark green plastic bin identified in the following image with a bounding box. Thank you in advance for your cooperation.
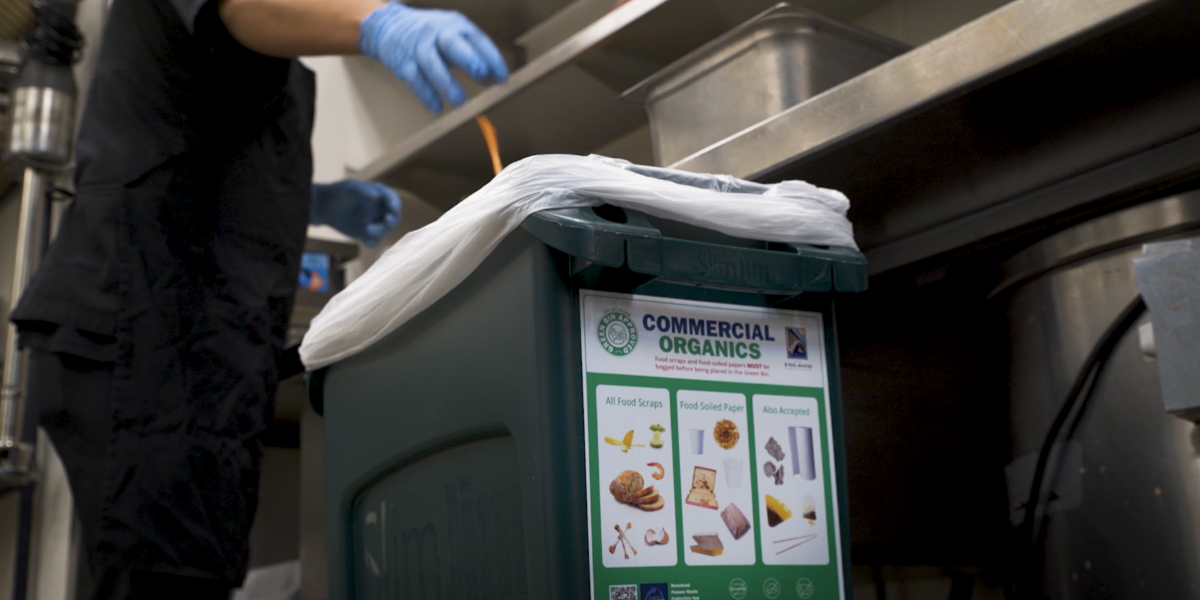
[310,205,866,600]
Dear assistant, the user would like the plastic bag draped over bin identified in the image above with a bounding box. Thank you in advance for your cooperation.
[300,154,856,370]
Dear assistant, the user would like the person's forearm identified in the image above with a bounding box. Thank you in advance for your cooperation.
[217,0,383,57]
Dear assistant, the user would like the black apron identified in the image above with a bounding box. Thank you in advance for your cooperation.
[11,0,315,585]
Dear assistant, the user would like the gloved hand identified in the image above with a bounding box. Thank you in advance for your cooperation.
[310,180,402,247]
[359,2,509,114]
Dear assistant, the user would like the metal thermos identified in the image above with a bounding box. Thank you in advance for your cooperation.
[0,0,81,488]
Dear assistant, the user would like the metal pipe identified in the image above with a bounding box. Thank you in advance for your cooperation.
[0,167,48,487]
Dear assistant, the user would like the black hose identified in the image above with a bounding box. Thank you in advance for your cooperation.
[21,0,84,66]
[1014,295,1147,597]
[872,563,887,600]
[11,485,35,600]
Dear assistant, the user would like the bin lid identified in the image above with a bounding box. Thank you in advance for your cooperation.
[522,205,868,294]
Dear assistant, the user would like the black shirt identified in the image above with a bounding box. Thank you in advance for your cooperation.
[10,0,316,584]
[12,0,307,361]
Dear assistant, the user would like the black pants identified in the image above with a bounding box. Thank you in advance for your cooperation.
[29,350,233,600]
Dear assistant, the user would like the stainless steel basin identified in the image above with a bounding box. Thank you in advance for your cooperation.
[622,3,908,166]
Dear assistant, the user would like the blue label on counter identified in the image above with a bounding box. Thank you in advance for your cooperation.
[299,252,331,293]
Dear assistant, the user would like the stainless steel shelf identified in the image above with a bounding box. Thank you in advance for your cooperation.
[354,0,804,209]
[671,0,1163,178]
[358,0,1200,278]
[671,0,1200,274]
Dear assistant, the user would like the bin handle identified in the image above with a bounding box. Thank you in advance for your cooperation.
[525,205,661,237]
[522,206,868,293]
[521,206,662,269]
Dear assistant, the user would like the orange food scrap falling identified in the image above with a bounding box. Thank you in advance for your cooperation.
[475,115,503,175]
[304,270,325,292]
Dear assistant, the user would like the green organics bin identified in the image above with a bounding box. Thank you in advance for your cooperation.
[310,205,866,600]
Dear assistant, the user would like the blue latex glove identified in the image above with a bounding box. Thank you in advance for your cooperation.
[310,180,402,247]
[359,2,509,114]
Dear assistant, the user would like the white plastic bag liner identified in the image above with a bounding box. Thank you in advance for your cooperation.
[231,560,300,600]
[300,154,856,370]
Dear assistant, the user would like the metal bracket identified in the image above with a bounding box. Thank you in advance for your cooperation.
[0,169,50,489]
[1134,237,1200,421]
[0,433,35,489]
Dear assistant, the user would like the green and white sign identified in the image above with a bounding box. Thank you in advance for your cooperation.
[580,291,844,600]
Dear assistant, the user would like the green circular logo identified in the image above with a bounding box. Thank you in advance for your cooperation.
[728,579,748,600]
[598,310,638,356]
[763,578,781,599]
[796,579,815,599]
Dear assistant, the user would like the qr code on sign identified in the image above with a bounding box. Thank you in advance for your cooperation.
[609,584,638,600]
